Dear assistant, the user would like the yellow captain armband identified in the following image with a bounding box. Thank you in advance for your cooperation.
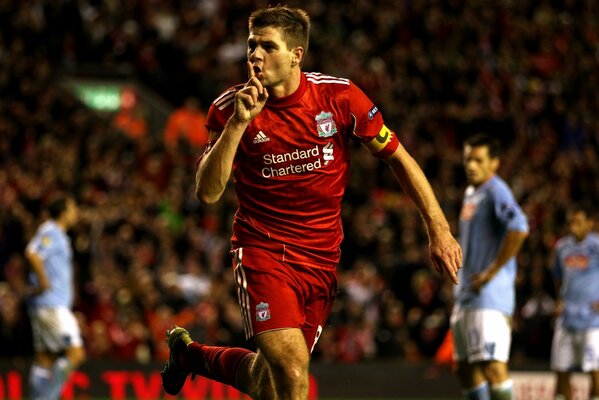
[363,124,399,158]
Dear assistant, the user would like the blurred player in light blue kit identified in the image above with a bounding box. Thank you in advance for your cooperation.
[25,194,86,400]
[451,133,529,400]
[551,205,599,400]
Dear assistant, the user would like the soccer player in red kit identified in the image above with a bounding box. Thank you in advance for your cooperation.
[161,6,462,400]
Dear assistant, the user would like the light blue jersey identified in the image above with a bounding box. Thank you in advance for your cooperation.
[455,175,528,316]
[26,221,74,308]
[553,232,599,330]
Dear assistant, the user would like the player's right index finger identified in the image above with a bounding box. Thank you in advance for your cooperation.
[247,61,255,79]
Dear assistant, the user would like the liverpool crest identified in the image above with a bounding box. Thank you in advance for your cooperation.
[315,111,337,137]
[256,302,271,322]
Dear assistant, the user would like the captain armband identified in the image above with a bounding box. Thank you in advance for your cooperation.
[363,125,400,159]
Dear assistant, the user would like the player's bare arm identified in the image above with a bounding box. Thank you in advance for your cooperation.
[470,230,528,292]
[196,62,269,204]
[384,141,463,285]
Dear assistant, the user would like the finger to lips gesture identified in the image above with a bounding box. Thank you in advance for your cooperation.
[234,61,269,123]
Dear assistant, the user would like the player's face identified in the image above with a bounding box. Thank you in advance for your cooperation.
[63,199,79,227]
[247,26,299,90]
[463,145,499,187]
[568,211,592,241]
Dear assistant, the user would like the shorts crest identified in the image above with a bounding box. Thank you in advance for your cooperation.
[256,302,271,322]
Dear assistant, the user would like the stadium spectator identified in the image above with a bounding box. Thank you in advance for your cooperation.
[112,97,149,142]
[163,96,210,149]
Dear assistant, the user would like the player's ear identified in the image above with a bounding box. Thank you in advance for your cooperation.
[491,157,500,172]
[291,47,304,67]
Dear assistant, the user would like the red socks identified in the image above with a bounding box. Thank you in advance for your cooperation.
[178,343,254,389]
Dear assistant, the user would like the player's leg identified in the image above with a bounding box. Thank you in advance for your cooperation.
[551,320,575,400]
[472,310,513,400]
[583,327,599,400]
[455,309,514,400]
[162,246,315,398]
[451,306,490,400]
[479,361,513,400]
[164,328,309,399]
[554,372,571,400]
[45,307,86,400]
[28,308,60,400]
[237,250,336,399]
[162,327,255,395]
[249,329,310,399]
[236,349,276,398]
[456,361,491,400]
[29,350,57,400]
[590,370,599,400]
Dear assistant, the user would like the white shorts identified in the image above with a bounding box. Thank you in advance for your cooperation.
[450,306,512,363]
[29,306,83,353]
[551,320,599,372]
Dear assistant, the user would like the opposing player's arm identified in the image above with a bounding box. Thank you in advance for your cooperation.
[363,128,462,285]
[550,248,564,315]
[553,278,564,315]
[471,230,528,292]
[490,230,528,272]
[24,249,50,296]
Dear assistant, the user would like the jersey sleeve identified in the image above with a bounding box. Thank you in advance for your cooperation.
[492,185,529,233]
[27,230,54,260]
[197,88,237,166]
[206,95,234,134]
[348,82,400,158]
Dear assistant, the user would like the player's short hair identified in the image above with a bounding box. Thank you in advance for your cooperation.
[249,6,310,54]
[567,202,593,219]
[464,133,502,159]
[47,194,71,220]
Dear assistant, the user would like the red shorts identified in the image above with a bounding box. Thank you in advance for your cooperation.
[231,246,338,353]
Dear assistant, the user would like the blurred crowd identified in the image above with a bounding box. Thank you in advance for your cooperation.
[1,0,599,368]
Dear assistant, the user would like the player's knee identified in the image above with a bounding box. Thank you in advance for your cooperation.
[481,361,509,384]
[268,352,309,386]
[68,347,86,367]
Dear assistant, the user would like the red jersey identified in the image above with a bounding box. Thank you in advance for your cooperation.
[205,72,389,269]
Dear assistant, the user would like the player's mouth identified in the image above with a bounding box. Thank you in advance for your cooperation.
[253,65,264,77]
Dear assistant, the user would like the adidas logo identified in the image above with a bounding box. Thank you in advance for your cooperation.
[253,131,270,144]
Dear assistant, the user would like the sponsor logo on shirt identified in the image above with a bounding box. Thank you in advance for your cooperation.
[315,111,337,137]
[460,191,485,221]
[564,254,589,270]
[261,143,334,178]
[253,131,270,144]
[256,302,271,322]
[460,203,477,221]
[323,143,334,165]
